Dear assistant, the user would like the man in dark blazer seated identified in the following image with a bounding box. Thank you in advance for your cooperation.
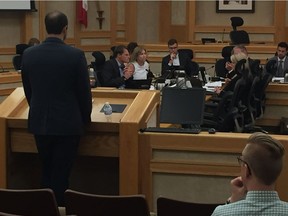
[268,42,288,77]
[101,45,133,87]
[161,38,193,78]
[21,11,92,206]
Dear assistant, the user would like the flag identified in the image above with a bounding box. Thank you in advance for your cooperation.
[77,0,88,28]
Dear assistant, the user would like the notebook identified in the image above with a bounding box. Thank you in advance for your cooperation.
[125,79,152,89]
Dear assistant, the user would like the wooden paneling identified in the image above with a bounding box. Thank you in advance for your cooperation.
[0,87,160,201]
[139,132,288,210]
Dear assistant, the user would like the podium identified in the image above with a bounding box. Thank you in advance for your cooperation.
[0,87,160,196]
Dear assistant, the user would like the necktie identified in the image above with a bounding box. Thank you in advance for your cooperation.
[278,60,284,77]
[119,64,125,76]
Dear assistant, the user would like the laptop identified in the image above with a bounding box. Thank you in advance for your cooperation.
[141,87,206,134]
[125,79,152,89]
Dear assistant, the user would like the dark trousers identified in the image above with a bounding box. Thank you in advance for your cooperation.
[34,134,80,206]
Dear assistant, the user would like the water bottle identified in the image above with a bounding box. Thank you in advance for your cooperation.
[103,102,112,121]
[89,67,96,87]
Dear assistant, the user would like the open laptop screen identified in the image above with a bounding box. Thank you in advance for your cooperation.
[160,87,205,125]
[125,79,152,89]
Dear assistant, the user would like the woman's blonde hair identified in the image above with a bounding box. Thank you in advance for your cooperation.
[230,52,249,69]
[130,46,146,62]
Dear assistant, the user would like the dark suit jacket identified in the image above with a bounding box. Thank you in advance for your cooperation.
[101,58,133,87]
[161,52,193,77]
[21,37,92,135]
[269,56,288,77]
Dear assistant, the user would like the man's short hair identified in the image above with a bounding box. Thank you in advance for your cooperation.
[277,42,288,50]
[168,39,178,46]
[113,45,127,58]
[244,132,285,185]
[45,11,68,34]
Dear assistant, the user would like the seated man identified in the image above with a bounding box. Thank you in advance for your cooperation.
[215,45,252,95]
[212,132,288,216]
[161,38,193,77]
[268,41,288,77]
[101,45,133,87]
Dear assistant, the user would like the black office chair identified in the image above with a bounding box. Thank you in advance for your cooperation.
[178,49,193,59]
[254,59,277,119]
[0,188,60,216]
[214,45,234,78]
[157,197,221,216]
[230,17,250,45]
[203,59,249,132]
[91,51,106,86]
[178,49,199,76]
[12,44,29,70]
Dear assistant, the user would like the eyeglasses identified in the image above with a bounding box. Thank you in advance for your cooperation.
[237,156,251,174]
[169,46,178,50]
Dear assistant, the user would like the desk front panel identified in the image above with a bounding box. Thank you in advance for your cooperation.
[139,132,288,211]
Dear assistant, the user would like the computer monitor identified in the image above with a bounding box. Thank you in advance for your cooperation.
[160,87,206,125]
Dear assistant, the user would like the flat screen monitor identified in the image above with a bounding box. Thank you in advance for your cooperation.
[160,87,206,125]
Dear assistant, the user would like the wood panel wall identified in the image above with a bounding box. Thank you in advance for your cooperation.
[0,1,287,69]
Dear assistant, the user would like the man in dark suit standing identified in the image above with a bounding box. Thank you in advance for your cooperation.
[101,45,133,87]
[21,11,92,206]
[161,38,193,77]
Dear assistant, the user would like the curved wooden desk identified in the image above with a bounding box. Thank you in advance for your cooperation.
[0,87,160,197]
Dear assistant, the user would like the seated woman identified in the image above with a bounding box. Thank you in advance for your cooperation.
[130,46,154,80]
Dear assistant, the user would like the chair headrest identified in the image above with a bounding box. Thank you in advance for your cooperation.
[178,49,193,59]
[222,46,234,58]
[92,51,106,66]
[230,17,244,30]
[16,44,29,55]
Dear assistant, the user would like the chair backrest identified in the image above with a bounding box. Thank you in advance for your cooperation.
[157,197,220,216]
[178,49,193,59]
[65,189,150,216]
[230,30,250,45]
[15,44,29,55]
[0,188,60,216]
[214,46,234,78]
[12,55,22,70]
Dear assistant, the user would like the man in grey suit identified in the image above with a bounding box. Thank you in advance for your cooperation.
[268,42,288,77]
[21,11,92,206]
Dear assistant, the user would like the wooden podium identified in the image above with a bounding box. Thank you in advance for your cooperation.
[0,87,160,196]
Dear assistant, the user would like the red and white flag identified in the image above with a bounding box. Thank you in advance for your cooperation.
[77,0,88,28]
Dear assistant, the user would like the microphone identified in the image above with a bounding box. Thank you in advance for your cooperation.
[206,65,215,72]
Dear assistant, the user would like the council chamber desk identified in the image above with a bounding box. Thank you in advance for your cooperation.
[0,87,160,197]
[138,132,288,211]
[255,82,288,130]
